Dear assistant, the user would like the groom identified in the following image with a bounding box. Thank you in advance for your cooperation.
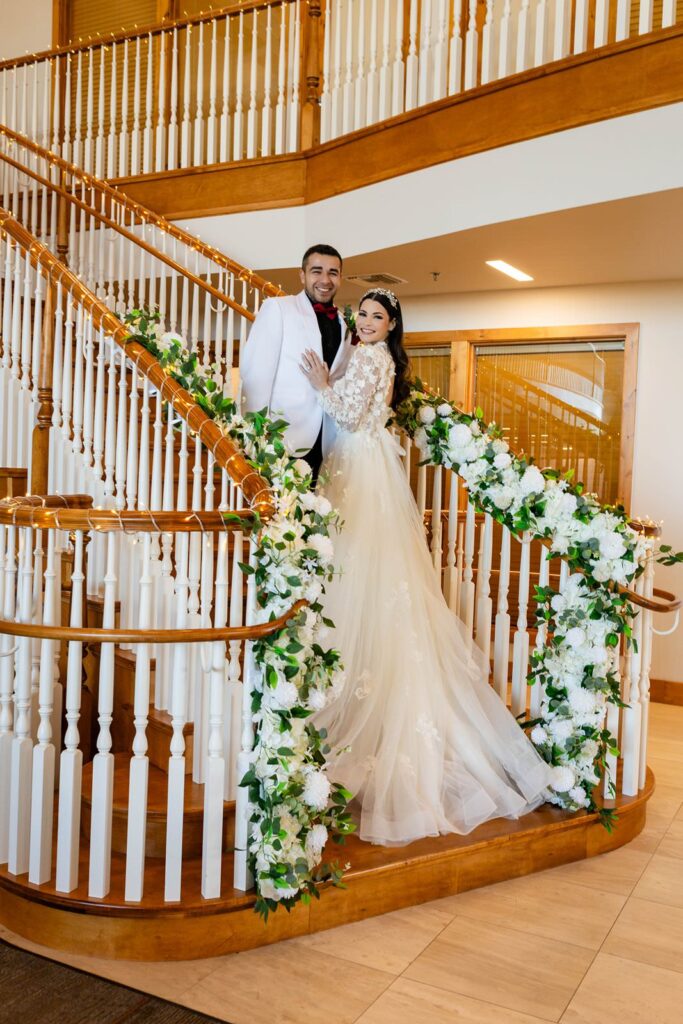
[240,243,348,481]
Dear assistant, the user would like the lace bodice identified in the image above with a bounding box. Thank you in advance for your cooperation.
[318,342,394,436]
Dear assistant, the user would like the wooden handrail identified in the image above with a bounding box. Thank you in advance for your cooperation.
[0,145,252,320]
[0,124,284,300]
[0,210,275,518]
[0,1,289,72]
[0,600,306,644]
[0,498,259,533]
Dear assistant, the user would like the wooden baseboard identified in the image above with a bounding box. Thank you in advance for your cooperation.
[650,679,683,706]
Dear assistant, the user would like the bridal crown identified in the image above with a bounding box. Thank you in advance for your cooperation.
[361,287,399,309]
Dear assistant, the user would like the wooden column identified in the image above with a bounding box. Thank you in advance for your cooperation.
[56,170,69,265]
[300,0,323,150]
[30,279,55,496]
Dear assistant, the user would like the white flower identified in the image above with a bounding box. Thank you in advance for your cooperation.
[599,532,627,560]
[531,725,548,745]
[449,423,473,448]
[520,465,545,496]
[299,491,332,516]
[270,678,299,710]
[470,420,481,435]
[259,878,299,902]
[493,452,512,470]
[305,824,329,865]
[491,486,514,510]
[302,769,331,811]
[580,739,599,762]
[549,718,575,741]
[307,687,327,711]
[568,785,589,807]
[564,627,586,649]
[492,438,509,455]
[306,532,334,565]
[418,405,436,424]
[159,331,183,353]
[292,458,312,478]
[414,426,428,452]
[568,688,598,715]
[436,402,453,417]
[549,765,576,792]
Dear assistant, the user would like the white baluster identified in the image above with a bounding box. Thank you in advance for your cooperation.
[464,0,479,89]
[167,28,179,170]
[391,0,405,115]
[530,548,550,718]
[431,465,443,579]
[203,528,229,898]
[493,528,512,701]
[637,556,655,791]
[639,0,654,33]
[29,529,58,885]
[107,42,118,177]
[246,10,258,159]
[475,513,493,669]
[193,23,205,166]
[511,533,531,717]
[573,0,589,54]
[342,0,355,133]
[320,0,333,141]
[119,40,130,176]
[0,525,17,864]
[73,51,83,169]
[124,533,153,902]
[8,527,34,875]
[354,0,368,128]
[144,33,154,173]
[95,48,106,177]
[445,469,460,611]
[553,0,571,59]
[603,647,621,799]
[615,0,632,40]
[165,529,190,901]
[459,502,476,635]
[288,0,302,150]
[533,0,549,67]
[233,14,245,160]
[131,36,142,175]
[481,0,496,84]
[62,54,72,164]
[155,31,167,171]
[261,6,273,156]
[366,0,379,125]
[83,52,94,173]
[234,539,257,891]
[220,17,232,162]
[207,19,218,163]
[432,0,449,98]
[418,0,434,106]
[227,491,244,799]
[662,0,676,28]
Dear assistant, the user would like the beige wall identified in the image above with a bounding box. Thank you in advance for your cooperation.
[401,280,683,685]
[0,0,52,59]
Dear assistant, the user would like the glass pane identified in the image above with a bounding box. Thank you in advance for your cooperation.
[474,341,624,504]
[406,347,451,398]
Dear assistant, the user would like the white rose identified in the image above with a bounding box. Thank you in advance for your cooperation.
[549,765,576,792]
[520,465,545,496]
[493,452,512,470]
[568,688,597,715]
[492,438,509,455]
[414,426,428,452]
[531,725,548,745]
[259,878,299,902]
[418,406,436,424]
[436,402,453,417]
[292,458,312,478]
[299,491,332,517]
[591,561,612,583]
[564,627,586,649]
[560,493,578,516]
[599,532,627,560]
[303,769,331,811]
[580,739,599,762]
[491,487,514,510]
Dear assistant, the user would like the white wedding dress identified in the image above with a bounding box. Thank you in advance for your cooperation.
[314,341,551,845]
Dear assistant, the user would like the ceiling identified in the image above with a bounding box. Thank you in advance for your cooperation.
[257,189,683,300]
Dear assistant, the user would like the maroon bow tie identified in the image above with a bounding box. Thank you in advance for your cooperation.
[312,302,338,321]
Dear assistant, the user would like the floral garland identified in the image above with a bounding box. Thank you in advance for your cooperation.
[394,384,656,822]
[124,310,355,917]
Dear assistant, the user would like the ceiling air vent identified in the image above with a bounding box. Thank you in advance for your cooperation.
[345,272,407,288]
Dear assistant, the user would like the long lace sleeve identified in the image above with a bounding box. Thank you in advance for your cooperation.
[317,344,388,432]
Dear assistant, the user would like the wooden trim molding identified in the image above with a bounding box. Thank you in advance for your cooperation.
[404,323,639,513]
[650,679,683,706]
[111,26,683,220]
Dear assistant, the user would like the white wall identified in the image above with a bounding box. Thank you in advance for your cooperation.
[400,280,683,684]
[0,0,52,60]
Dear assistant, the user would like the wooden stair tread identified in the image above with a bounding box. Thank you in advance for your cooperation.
[81,757,213,818]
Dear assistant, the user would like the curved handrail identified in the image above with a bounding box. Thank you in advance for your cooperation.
[0,600,306,644]
[0,124,284,301]
[0,1,285,72]
[0,499,257,533]
[0,210,275,518]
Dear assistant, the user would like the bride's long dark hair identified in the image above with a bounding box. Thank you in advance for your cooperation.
[359,289,410,409]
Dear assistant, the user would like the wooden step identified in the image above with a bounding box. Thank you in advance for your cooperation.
[81,757,232,859]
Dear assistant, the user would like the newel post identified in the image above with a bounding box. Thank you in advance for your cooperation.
[56,170,69,265]
[299,0,324,150]
[30,277,55,495]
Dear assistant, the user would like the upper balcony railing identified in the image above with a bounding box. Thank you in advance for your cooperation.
[0,0,679,180]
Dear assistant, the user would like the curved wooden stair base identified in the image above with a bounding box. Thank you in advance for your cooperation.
[81,759,234,859]
[0,768,654,961]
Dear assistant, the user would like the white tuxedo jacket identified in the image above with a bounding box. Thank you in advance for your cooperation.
[240,290,350,458]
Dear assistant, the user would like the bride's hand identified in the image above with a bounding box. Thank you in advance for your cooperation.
[300,349,329,391]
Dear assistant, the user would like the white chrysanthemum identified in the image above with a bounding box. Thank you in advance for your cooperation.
[436,402,453,417]
[418,405,436,424]
[531,725,548,745]
[299,491,332,517]
[270,678,299,710]
[568,785,589,807]
[580,739,599,762]
[493,452,512,470]
[306,531,334,565]
[307,687,327,711]
[305,824,329,866]
[414,426,428,452]
[492,438,509,455]
[568,688,598,715]
[549,765,576,792]
[491,486,514,510]
[449,423,473,448]
[302,769,331,811]
[549,717,575,741]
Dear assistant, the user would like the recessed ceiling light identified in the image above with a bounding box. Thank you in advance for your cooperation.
[485,259,534,282]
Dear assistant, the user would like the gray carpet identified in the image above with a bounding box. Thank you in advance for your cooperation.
[0,940,230,1024]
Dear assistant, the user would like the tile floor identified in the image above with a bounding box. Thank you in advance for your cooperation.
[2,701,683,1024]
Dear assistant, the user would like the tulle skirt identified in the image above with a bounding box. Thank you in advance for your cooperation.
[315,427,551,846]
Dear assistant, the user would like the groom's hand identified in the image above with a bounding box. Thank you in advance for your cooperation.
[300,349,329,391]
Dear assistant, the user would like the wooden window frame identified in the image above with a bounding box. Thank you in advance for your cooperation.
[404,323,639,511]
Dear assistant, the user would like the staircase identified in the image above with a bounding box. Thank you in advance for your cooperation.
[0,96,679,959]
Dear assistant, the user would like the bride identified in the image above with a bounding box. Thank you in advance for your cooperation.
[300,288,551,846]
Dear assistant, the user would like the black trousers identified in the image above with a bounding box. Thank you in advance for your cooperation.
[302,428,324,487]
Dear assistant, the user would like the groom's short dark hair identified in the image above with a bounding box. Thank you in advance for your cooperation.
[302,244,342,269]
